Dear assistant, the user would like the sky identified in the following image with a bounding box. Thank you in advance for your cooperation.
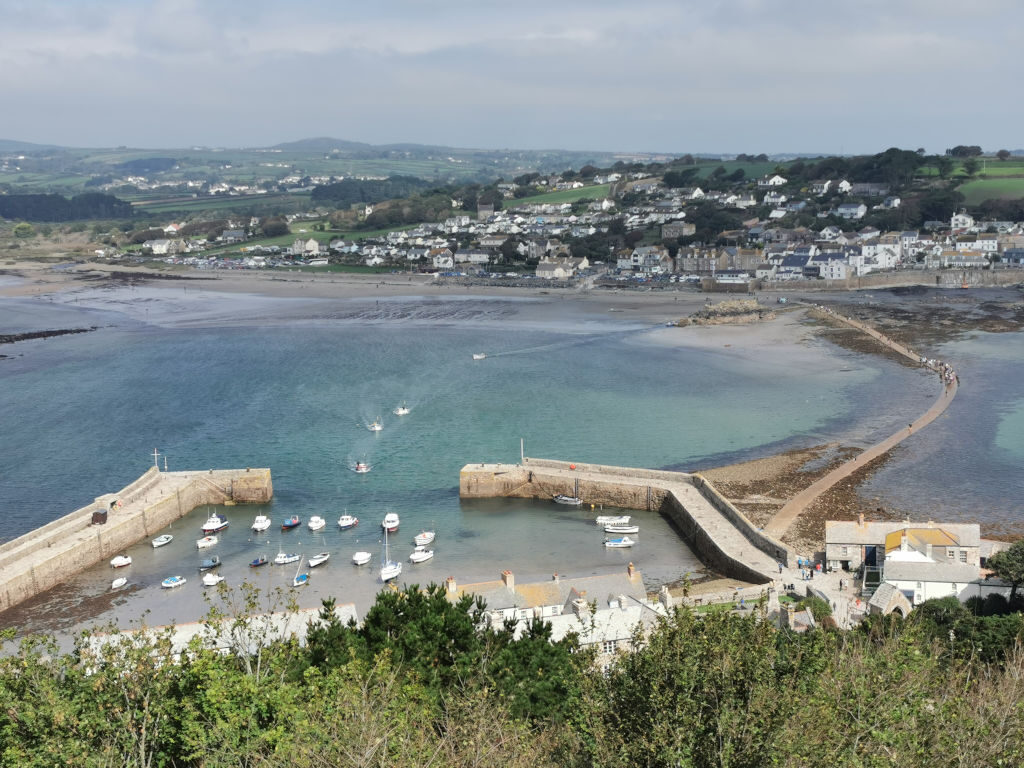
[1,0,1021,155]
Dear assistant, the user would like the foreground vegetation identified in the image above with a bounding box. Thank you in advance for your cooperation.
[1,583,1022,767]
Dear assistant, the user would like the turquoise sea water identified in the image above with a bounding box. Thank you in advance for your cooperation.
[0,289,975,633]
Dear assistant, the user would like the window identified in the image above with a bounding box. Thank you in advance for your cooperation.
[841,546,848,556]
[603,640,617,654]
[959,551,967,563]
[947,549,955,559]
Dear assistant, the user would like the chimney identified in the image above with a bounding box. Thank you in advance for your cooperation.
[925,543,933,559]
[659,585,672,610]
[571,598,590,618]
[858,512,864,528]
[552,572,560,583]
[618,594,628,611]
[627,562,636,579]
[900,533,908,551]
[786,603,796,629]
[445,576,457,594]
[501,570,515,591]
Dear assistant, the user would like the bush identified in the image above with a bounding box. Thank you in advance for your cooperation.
[798,596,833,622]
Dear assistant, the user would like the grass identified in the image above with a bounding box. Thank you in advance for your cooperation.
[509,183,612,207]
[134,193,307,214]
[957,177,1024,205]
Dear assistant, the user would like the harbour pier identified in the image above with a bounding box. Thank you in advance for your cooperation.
[460,458,789,584]
[0,466,272,614]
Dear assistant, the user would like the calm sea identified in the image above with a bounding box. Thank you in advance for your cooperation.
[1,286,1017,635]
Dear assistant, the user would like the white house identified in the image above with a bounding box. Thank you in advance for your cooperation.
[951,210,975,230]
[835,203,868,220]
[757,174,788,187]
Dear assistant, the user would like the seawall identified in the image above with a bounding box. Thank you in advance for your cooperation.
[0,467,272,615]
[460,458,789,584]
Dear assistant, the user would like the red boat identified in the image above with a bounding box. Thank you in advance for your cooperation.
[281,515,301,531]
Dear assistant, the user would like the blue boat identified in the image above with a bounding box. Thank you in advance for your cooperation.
[161,575,187,589]
[199,555,221,571]
[281,515,301,531]
[249,555,268,568]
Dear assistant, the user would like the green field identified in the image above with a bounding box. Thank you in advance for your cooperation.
[133,192,309,214]
[509,183,612,207]
[957,177,1024,205]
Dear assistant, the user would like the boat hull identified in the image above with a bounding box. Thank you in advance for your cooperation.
[152,535,173,548]
[553,495,582,506]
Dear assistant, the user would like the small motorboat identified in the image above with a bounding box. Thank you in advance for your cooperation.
[308,552,330,568]
[353,462,372,474]
[381,512,400,532]
[201,513,229,533]
[151,534,173,548]
[274,552,300,565]
[251,515,272,532]
[249,555,269,568]
[110,554,132,568]
[596,515,631,526]
[409,546,434,563]
[413,530,435,547]
[308,515,327,531]
[393,402,410,416]
[111,577,128,590]
[161,575,187,589]
[604,536,636,549]
[553,494,582,506]
[367,419,383,432]
[202,572,225,587]
[472,353,486,360]
[199,555,221,571]
[196,536,218,549]
[337,514,359,530]
[281,515,301,531]
[352,551,372,566]
[604,524,639,535]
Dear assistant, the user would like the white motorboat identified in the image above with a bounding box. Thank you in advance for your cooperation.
[553,494,582,506]
[201,513,229,533]
[202,572,225,587]
[393,402,410,416]
[604,536,636,549]
[196,535,218,549]
[353,461,371,474]
[409,546,434,564]
[337,514,359,530]
[111,577,128,590]
[308,552,330,568]
[274,552,300,565]
[367,419,383,432]
[161,575,187,589]
[380,530,402,582]
[251,515,272,532]
[381,512,400,532]
[308,515,327,531]
[604,524,639,535]
[352,551,372,566]
[151,534,173,548]
[110,554,132,568]
[596,515,631,526]
[413,530,435,547]
[472,353,486,360]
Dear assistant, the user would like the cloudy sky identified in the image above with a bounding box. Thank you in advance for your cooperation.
[1,0,1020,154]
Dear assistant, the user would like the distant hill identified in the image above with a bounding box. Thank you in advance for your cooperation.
[0,138,64,152]
[267,137,373,152]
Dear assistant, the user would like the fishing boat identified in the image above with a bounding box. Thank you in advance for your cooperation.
[110,554,132,568]
[274,552,300,565]
[308,552,330,568]
[151,534,173,548]
[604,523,639,535]
[367,418,383,432]
[111,577,128,590]
[281,515,301,531]
[553,494,582,506]
[201,513,229,533]
[196,535,218,549]
[353,461,371,474]
[596,515,631,526]
[202,572,225,587]
[249,555,269,568]
[292,557,309,587]
[381,512,400,533]
[472,353,486,360]
[604,536,635,549]
[409,546,434,564]
[413,530,435,547]
[308,515,327,531]
[352,551,372,566]
[251,515,272,532]
[161,575,187,589]
[393,402,410,416]
[380,529,402,582]
[199,555,221,571]
[337,514,359,530]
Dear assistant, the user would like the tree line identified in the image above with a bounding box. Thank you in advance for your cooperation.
[0,192,133,222]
